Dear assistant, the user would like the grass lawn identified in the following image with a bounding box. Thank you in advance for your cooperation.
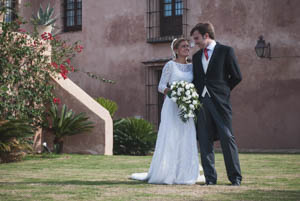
[0,153,300,201]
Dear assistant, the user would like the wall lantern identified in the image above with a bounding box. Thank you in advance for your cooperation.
[255,35,271,59]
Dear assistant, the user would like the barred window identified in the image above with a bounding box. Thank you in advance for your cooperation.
[146,0,188,43]
[2,0,17,22]
[64,0,82,32]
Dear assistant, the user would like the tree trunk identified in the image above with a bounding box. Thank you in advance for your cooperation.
[53,137,64,154]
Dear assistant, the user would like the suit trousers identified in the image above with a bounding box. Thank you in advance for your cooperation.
[197,95,242,184]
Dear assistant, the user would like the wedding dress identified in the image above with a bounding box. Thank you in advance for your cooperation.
[130,60,205,184]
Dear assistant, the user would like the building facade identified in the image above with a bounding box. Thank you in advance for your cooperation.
[3,0,300,150]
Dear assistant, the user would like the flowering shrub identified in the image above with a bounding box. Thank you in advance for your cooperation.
[0,19,56,126]
[0,5,114,127]
[167,81,202,122]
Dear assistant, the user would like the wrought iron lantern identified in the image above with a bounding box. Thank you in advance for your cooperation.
[255,35,271,59]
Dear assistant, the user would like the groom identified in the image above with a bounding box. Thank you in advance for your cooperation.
[191,22,242,186]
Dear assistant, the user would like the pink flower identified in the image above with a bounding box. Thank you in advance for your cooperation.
[53,98,60,104]
[41,32,48,40]
[75,45,84,53]
[41,32,54,40]
[16,19,22,25]
[60,72,67,80]
[18,28,26,33]
[65,59,71,65]
[47,33,54,40]
[51,62,58,69]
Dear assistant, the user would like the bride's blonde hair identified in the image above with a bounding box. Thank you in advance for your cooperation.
[171,38,188,59]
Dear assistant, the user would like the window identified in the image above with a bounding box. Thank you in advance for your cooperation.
[143,58,170,129]
[2,0,17,22]
[64,0,82,32]
[146,0,188,43]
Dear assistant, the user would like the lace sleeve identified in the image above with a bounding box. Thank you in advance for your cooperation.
[158,62,172,94]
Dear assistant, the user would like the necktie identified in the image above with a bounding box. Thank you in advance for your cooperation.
[204,48,209,60]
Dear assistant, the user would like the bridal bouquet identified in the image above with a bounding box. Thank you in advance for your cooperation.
[167,81,202,123]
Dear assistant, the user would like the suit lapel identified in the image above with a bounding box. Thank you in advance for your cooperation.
[206,43,220,74]
[196,49,205,75]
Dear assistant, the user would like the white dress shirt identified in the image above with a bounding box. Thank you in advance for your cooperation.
[201,40,216,97]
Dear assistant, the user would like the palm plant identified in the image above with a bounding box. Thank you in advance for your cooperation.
[95,97,118,118]
[0,120,34,163]
[32,3,57,26]
[113,118,157,155]
[45,104,94,154]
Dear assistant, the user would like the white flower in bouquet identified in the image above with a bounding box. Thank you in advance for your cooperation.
[192,92,198,98]
[188,113,194,118]
[168,80,202,123]
[179,105,187,111]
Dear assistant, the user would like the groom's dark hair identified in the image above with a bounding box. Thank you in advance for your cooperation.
[190,22,215,39]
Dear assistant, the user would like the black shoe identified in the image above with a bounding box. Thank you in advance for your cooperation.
[206,181,216,185]
[231,181,241,186]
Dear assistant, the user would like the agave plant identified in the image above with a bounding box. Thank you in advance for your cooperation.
[46,104,94,154]
[0,120,34,163]
[113,118,157,155]
[32,3,57,26]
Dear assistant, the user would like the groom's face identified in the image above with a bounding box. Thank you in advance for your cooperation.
[192,30,206,49]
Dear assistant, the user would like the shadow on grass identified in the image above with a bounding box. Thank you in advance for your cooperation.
[219,189,300,201]
[24,154,64,160]
[0,179,146,186]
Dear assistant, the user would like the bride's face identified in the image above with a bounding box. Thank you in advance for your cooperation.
[176,41,190,58]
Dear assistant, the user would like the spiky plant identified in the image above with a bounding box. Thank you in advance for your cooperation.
[0,120,34,163]
[95,97,118,118]
[32,3,57,26]
[113,118,157,155]
[45,104,94,154]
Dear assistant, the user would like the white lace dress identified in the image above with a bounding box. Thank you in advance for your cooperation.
[130,60,205,184]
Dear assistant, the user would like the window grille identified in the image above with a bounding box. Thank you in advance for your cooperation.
[146,0,188,43]
[2,0,17,22]
[64,0,82,32]
[143,58,171,129]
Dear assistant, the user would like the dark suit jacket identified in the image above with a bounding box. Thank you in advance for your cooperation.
[192,42,242,130]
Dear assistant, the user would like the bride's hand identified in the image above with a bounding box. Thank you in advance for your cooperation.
[164,88,170,96]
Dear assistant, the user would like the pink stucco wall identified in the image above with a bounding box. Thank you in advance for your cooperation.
[21,0,300,150]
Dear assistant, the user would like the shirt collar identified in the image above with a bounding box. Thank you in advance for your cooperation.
[206,40,216,51]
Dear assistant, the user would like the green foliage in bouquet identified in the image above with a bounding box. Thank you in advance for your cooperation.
[113,118,157,155]
[31,3,57,26]
[95,97,118,118]
[0,120,34,163]
[45,104,94,154]
[168,81,202,123]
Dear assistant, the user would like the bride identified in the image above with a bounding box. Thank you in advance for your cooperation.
[131,38,205,184]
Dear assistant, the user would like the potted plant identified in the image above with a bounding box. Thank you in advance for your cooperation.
[45,103,94,154]
[31,3,57,35]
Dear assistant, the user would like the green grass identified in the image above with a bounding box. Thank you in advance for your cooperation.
[0,153,300,201]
